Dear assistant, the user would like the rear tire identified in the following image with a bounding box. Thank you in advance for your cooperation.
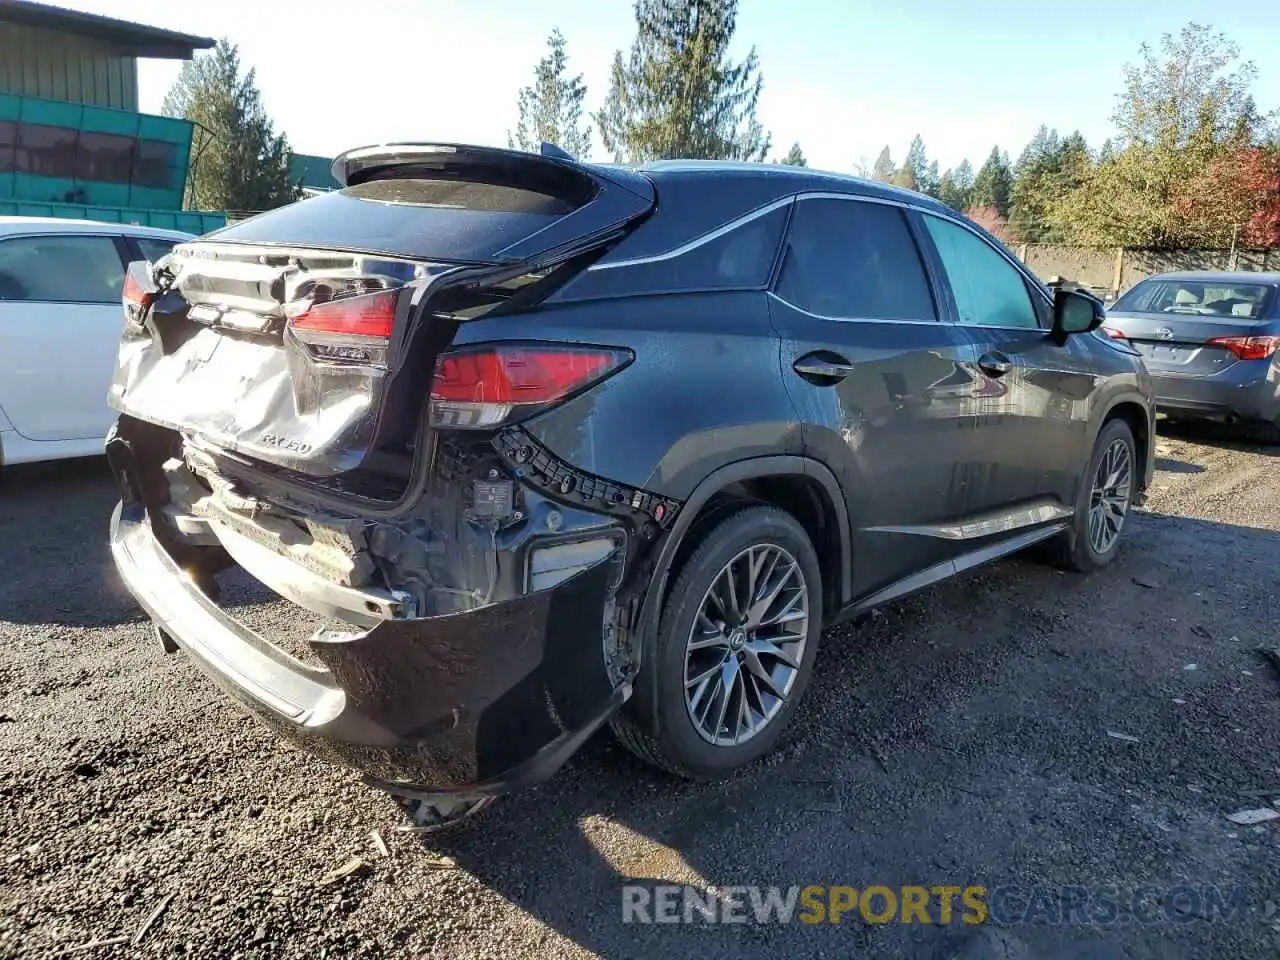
[1245,417,1280,445]
[611,505,822,779]
[1052,419,1137,573]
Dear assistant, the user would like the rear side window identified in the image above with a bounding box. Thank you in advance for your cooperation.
[553,203,789,301]
[0,235,124,303]
[207,175,592,261]
[923,216,1039,329]
[775,198,936,321]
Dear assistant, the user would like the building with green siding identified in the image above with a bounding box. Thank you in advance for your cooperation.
[0,0,226,232]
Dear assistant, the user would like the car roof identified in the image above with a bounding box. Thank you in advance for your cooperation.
[613,159,957,215]
[0,216,193,242]
[1140,270,1280,286]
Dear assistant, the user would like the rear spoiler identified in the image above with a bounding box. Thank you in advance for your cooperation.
[330,142,655,203]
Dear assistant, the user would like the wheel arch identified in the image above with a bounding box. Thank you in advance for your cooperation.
[628,456,850,735]
[1096,393,1153,493]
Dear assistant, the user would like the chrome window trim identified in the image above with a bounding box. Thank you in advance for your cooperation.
[766,292,943,326]
[585,185,1053,310]
[587,195,795,271]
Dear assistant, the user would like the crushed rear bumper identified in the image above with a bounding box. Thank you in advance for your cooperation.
[109,498,629,800]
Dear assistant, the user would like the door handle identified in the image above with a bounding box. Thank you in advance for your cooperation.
[794,352,855,384]
[977,352,1013,377]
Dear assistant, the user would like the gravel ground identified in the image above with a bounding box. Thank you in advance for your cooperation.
[2,422,1278,960]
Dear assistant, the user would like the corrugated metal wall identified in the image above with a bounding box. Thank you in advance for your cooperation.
[0,21,138,111]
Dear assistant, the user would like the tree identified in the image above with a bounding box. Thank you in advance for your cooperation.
[970,147,1013,216]
[1010,129,1091,242]
[508,29,592,157]
[1114,23,1266,149]
[1173,146,1280,246]
[162,39,296,212]
[1055,23,1272,247]
[903,135,939,196]
[871,146,895,182]
[966,204,1010,241]
[776,142,807,166]
[596,0,770,162]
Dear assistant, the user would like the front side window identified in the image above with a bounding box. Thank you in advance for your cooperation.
[775,198,936,321]
[923,215,1039,329]
[0,235,125,303]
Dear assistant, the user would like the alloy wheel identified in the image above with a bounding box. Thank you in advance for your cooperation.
[683,544,810,747]
[1088,436,1132,554]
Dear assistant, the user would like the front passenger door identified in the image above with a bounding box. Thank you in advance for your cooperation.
[917,214,1096,514]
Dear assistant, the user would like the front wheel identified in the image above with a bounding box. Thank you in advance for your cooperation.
[611,505,823,779]
[1053,419,1137,572]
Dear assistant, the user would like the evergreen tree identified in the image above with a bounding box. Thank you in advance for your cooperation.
[776,142,807,166]
[1010,128,1092,242]
[162,39,296,212]
[871,146,895,182]
[971,146,1013,216]
[596,0,770,162]
[508,29,592,157]
[903,135,939,195]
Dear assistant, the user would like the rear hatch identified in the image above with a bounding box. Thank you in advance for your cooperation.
[109,144,653,501]
[1104,277,1279,377]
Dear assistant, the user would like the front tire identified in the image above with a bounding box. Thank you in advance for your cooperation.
[612,505,822,779]
[1053,418,1137,572]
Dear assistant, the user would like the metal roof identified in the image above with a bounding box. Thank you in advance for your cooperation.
[0,215,193,240]
[0,0,215,59]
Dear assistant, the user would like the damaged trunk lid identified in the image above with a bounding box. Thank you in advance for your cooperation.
[109,144,654,499]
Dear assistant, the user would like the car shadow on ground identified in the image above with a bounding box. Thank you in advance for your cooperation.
[1154,457,1205,474]
[401,510,1280,960]
[1157,418,1280,456]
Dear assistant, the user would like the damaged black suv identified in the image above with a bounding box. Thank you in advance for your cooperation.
[107,143,1155,827]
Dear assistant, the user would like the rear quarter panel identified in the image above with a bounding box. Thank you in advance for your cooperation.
[448,292,803,498]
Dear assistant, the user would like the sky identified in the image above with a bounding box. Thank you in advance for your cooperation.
[63,0,1280,174]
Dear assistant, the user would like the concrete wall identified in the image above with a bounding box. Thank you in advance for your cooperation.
[0,20,138,111]
[1017,244,1279,300]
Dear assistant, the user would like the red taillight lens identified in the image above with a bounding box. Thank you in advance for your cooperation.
[122,262,154,329]
[430,345,631,428]
[1205,335,1280,361]
[289,288,399,340]
[1103,326,1127,341]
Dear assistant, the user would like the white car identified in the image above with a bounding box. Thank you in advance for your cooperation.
[0,217,192,467]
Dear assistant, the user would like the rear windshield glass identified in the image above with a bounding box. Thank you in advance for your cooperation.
[1113,279,1276,321]
[205,178,583,262]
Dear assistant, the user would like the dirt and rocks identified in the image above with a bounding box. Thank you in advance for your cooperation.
[1,422,1278,959]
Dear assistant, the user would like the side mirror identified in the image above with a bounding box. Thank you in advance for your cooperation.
[1052,288,1104,341]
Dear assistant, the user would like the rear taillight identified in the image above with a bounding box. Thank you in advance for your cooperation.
[1103,326,1128,341]
[1205,335,1280,361]
[430,345,631,428]
[289,287,399,340]
[287,287,402,366]
[122,262,154,329]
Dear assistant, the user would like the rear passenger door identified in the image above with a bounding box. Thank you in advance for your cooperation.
[916,214,1095,513]
[0,233,130,442]
[767,196,986,599]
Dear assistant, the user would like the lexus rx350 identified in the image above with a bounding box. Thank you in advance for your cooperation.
[106,143,1155,827]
